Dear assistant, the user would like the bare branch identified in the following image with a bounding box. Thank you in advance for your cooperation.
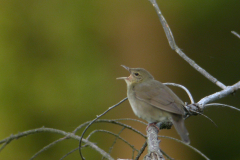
[145,1,240,159]
[198,81,240,107]
[144,124,165,160]
[175,48,227,89]
[148,0,226,89]
[148,0,176,50]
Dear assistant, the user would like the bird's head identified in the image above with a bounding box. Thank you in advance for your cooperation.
[117,65,154,85]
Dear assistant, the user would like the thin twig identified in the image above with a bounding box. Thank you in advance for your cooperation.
[74,119,146,138]
[0,134,14,152]
[231,31,240,39]
[30,137,66,160]
[114,118,148,125]
[134,141,147,160]
[164,83,194,104]
[205,103,240,112]
[189,109,217,127]
[0,127,71,144]
[60,147,83,160]
[102,127,126,160]
[73,118,147,134]
[87,129,138,152]
[158,136,210,160]
[79,97,128,160]
[160,149,174,160]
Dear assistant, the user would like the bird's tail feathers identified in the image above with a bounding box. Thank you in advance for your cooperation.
[172,114,190,144]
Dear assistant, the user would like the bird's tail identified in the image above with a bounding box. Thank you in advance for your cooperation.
[172,114,190,144]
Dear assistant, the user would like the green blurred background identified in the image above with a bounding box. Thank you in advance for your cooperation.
[0,0,240,159]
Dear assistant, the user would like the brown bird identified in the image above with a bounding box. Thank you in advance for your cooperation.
[117,65,190,144]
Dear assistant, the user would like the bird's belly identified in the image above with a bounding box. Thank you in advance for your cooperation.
[128,96,171,123]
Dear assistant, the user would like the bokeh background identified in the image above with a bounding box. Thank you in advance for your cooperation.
[0,0,240,159]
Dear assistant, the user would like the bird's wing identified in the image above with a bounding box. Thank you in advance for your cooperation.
[134,80,184,115]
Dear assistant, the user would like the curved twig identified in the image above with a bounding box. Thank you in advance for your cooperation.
[74,119,146,138]
[231,31,240,39]
[87,129,139,153]
[158,135,210,160]
[73,118,147,134]
[79,97,128,160]
[164,82,194,104]
[188,109,217,127]
[205,103,240,112]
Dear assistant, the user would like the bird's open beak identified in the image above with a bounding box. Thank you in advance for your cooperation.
[116,65,131,80]
[116,77,127,80]
[121,65,130,72]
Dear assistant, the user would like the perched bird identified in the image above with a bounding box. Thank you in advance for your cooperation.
[117,65,190,144]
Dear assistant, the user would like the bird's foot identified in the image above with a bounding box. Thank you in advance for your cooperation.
[146,122,160,132]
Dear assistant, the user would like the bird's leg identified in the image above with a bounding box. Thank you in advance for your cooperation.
[146,122,161,132]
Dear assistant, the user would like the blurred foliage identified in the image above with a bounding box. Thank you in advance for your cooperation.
[0,0,240,159]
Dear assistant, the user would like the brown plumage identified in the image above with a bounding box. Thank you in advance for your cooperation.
[117,65,190,144]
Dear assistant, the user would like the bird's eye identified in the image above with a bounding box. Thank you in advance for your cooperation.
[134,73,139,76]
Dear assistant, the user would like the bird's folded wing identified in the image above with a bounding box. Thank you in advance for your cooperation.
[135,81,184,115]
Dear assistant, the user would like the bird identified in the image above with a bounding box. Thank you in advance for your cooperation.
[117,65,190,144]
